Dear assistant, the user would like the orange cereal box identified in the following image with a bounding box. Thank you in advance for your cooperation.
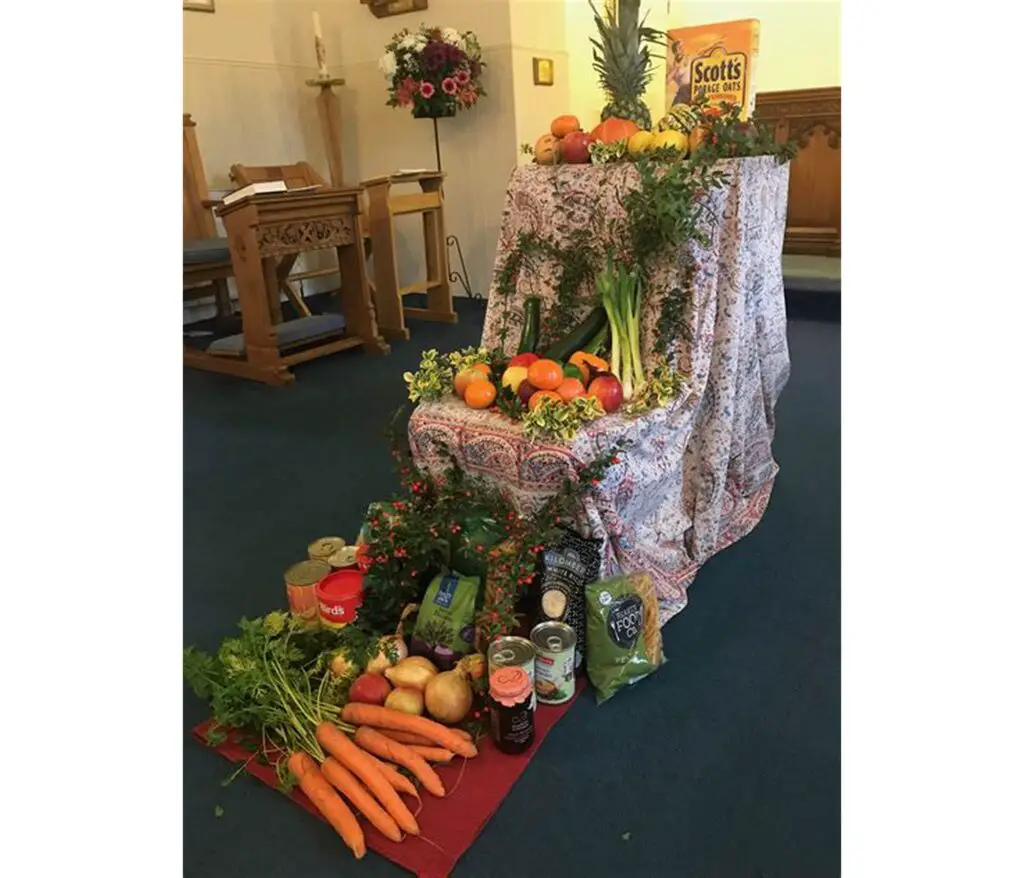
[665,19,760,120]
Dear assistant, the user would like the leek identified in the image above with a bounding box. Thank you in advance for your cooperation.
[598,254,645,401]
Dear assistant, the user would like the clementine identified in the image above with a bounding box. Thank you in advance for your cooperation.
[527,358,564,391]
[528,390,564,412]
[464,380,498,409]
[472,363,492,375]
[556,377,586,401]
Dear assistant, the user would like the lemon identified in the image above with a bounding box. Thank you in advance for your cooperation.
[652,129,688,155]
[627,130,656,156]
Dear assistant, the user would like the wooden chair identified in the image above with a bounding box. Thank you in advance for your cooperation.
[229,162,377,320]
[183,114,233,321]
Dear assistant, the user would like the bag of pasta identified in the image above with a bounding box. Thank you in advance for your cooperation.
[585,572,665,704]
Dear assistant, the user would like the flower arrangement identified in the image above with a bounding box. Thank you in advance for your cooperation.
[378,25,486,118]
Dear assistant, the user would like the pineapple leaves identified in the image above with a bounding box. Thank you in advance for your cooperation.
[589,1,664,128]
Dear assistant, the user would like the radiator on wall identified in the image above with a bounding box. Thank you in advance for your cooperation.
[755,87,841,257]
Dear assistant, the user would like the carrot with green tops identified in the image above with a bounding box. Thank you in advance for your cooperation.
[340,703,478,758]
[320,757,402,843]
[287,752,366,859]
[354,726,446,798]
[406,745,455,763]
[315,723,420,836]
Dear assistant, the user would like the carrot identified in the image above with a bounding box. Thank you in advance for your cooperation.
[374,728,440,748]
[287,752,365,859]
[320,757,402,843]
[363,752,419,799]
[341,703,478,758]
[354,726,446,798]
[406,745,455,763]
[315,723,420,836]
[376,727,474,748]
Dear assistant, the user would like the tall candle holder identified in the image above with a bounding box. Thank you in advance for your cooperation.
[304,75,347,188]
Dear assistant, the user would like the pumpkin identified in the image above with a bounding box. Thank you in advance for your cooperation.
[550,114,581,138]
[534,133,561,165]
[590,117,640,145]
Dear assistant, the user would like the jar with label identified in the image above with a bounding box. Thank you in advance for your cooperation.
[489,666,535,755]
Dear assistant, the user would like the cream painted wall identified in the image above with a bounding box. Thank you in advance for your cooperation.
[184,0,518,314]
[563,0,839,129]
[509,0,570,161]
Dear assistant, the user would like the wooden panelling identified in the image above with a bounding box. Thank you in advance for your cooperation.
[755,87,841,257]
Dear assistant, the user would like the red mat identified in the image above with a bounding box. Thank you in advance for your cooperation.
[192,677,585,878]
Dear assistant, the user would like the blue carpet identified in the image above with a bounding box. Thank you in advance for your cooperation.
[183,299,840,878]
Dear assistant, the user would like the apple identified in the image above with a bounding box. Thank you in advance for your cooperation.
[508,352,540,368]
[560,131,594,164]
[501,366,529,393]
[348,672,392,706]
[517,379,538,407]
[587,373,623,414]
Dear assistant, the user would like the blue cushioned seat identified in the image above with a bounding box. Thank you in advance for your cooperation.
[207,313,347,356]
[184,237,231,266]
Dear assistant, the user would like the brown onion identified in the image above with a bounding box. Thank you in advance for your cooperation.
[424,669,473,725]
[385,687,424,716]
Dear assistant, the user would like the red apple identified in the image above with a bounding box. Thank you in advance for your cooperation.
[348,672,392,706]
[517,379,538,407]
[561,131,594,164]
[508,352,540,368]
[587,373,623,414]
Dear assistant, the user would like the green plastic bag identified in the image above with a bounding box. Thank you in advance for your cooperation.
[585,573,665,704]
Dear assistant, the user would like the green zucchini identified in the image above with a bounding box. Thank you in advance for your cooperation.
[517,297,542,354]
[582,324,610,357]
[541,307,607,362]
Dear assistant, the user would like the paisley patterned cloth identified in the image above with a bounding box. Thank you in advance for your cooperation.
[409,158,790,625]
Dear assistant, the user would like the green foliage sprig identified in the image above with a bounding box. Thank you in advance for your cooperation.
[403,349,452,403]
[622,360,687,415]
[690,100,798,164]
[521,395,606,441]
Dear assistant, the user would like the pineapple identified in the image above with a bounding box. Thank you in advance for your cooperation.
[589,0,662,130]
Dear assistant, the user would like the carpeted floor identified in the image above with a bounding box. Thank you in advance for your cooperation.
[183,296,840,878]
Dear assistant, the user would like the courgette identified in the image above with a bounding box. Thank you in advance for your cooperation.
[582,324,610,357]
[541,307,607,362]
[517,297,542,354]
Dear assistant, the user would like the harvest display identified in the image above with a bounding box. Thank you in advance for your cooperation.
[185,3,796,871]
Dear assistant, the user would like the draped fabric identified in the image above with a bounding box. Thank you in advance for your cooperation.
[409,157,790,624]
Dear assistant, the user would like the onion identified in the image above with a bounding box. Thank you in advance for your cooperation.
[329,650,356,678]
[385,686,424,716]
[366,634,408,675]
[424,669,473,725]
[400,656,439,673]
[385,658,438,691]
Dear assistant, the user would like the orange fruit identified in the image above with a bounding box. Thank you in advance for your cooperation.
[454,369,487,399]
[527,358,564,391]
[472,363,492,375]
[528,390,563,412]
[555,377,586,401]
[464,380,497,409]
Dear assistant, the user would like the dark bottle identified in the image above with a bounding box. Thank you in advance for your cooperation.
[489,666,535,754]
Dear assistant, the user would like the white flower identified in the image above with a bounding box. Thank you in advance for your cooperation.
[398,34,418,50]
[413,33,428,50]
[378,51,397,78]
[441,27,463,47]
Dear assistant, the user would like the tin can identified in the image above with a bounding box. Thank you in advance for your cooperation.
[530,621,577,705]
[284,559,330,627]
[488,636,536,710]
[308,537,346,563]
[316,568,364,629]
[328,545,358,570]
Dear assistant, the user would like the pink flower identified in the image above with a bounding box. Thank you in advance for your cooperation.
[419,81,435,98]
[441,77,458,95]
[455,68,470,85]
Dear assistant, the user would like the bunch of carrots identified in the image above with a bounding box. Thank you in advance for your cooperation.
[287,704,479,859]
